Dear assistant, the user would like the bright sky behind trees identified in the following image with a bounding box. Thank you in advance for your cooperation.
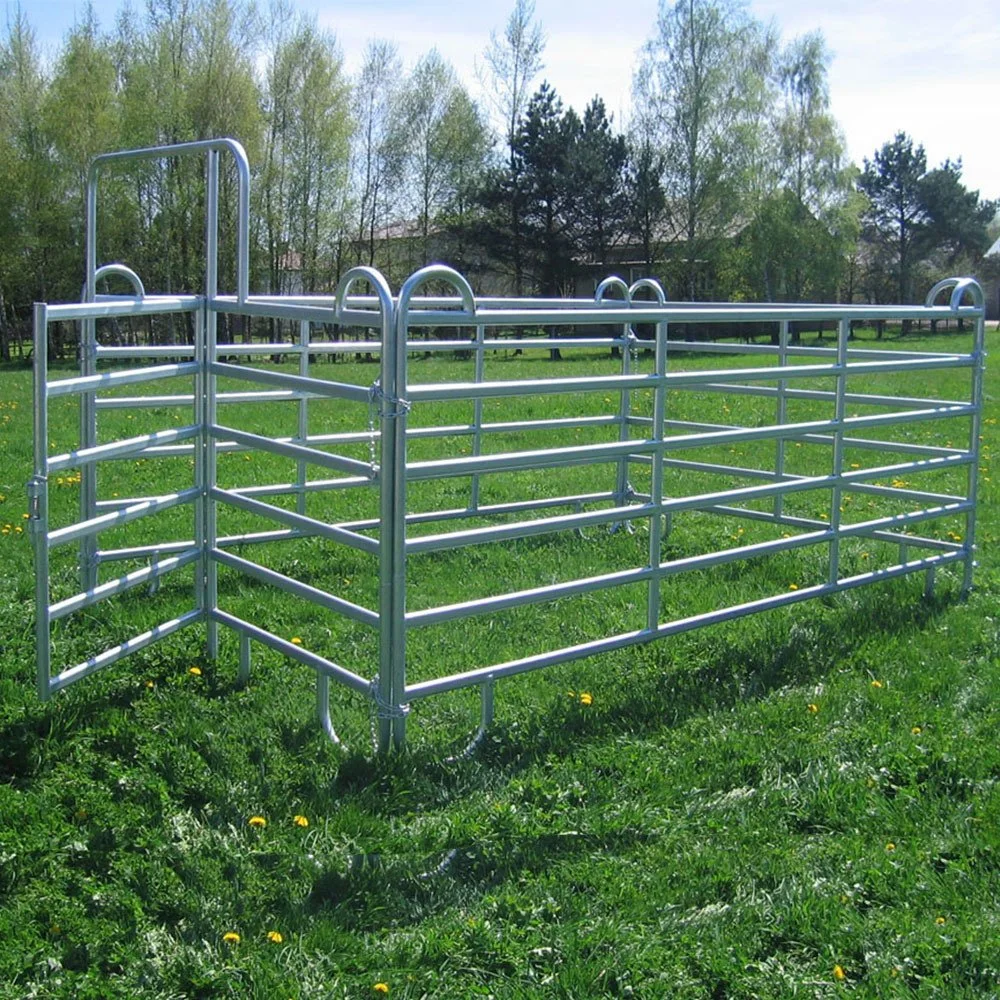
[17,0,1000,200]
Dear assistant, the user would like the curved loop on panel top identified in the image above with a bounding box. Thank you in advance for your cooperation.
[334,265,394,321]
[397,264,477,317]
[594,275,631,303]
[925,276,985,311]
[628,277,667,304]
[84,263,146,300]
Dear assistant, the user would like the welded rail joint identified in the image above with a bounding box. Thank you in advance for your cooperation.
[29,137,986,758]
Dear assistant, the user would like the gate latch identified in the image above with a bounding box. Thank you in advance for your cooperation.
[26,475,47,532]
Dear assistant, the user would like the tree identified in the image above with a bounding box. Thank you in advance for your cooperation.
[918,159,996,269]
[260,14,350,296]
[480,0,544,293]
[624,135,667,273]
[636,0,772,300]
[392,50,488,268]
[858,132,927,304]
[350,40,403,270]
[572,97,627,271]
[516,83,579,297]
[722,30,859,304]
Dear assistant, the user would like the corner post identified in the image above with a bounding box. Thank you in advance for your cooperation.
[31,303,51,701]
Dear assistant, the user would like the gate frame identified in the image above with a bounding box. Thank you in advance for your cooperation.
[30,139,987,755]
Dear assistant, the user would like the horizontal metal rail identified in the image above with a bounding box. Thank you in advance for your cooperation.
[48,487,201,549]
[342,491,616,533]
[210,609,372,695]
[210,487,379,554]
[404,551,965,700]
[49,425,200,471]
[50,547,201,620]
[210,424,375,478]
[95,390,299,409]
[408,528,839,628]
[209,361,371,403]
[211,548,378,627]
[96,345,197,359]
[47,362,200,398]
[406,356,972,402]
[45,296,200,321]
[403,303,980,327]
[406,411,972,483]
[48,609,203,695]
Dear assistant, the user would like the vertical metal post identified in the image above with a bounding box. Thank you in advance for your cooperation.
[963,308,986,595]
[31,303,51,701]
[774,320,789,522]
[369,277,404,752]
[238,631,251,685]
[615,322,632,506]
[204,149,220,658]
[386,291,410,751]
[647,319,667,631]
[828,318,849,585]
[469,322,485,512]
[297,319,310,515]
[80,179,99,594]
[193,307,208,625]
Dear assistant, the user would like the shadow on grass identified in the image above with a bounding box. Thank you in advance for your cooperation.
[289,580,955,934]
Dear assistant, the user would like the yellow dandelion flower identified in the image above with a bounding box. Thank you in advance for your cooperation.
[935,916,946,925]
[188,666,202,676]
[293,815,309,828]
[248,815,267,828]
[870,680,883,689]
[373,985,389,995]
[911,726,922,735]
[885,841,896,851]
[807,703,819,713]
[788,583,799,591]
[290,636,303,646]
[579,692,593,706]
[14,526,21,534]
[146,680,155,689]
[222,931,240,944]
[833,964,846,981]
[266,930,283,943]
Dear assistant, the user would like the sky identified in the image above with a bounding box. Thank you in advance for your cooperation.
[15,0,1000,201]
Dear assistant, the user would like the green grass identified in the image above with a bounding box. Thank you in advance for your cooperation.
[0,325,998,997]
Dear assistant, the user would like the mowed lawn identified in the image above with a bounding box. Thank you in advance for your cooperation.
[0,324,998,998]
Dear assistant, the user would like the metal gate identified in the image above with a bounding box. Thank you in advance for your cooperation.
[31,139,987,754]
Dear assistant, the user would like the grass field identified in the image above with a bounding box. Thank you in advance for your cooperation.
[0,323,998,998]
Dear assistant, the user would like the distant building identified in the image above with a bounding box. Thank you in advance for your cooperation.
[978,236,1000,321]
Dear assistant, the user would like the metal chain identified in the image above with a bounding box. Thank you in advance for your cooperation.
[367,379,411,472]
[368,674,411,752]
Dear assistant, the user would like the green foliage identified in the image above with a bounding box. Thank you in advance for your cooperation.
[859,134,996,306]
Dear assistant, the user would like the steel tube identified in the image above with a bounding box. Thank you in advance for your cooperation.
[210,610,371,695]
[50,547,201,620]
[210,487,379,554]
[48,363,201,398]
[49,609,204,695]
[404,550,965,701]
[48,487,201,549]
[210,425,375,478]
[211,548,378,627]
[209,361,370,403]
[32,304,51,700]
[49,425,201,472]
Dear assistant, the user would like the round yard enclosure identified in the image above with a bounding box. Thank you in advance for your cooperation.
[29,139,987,753]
